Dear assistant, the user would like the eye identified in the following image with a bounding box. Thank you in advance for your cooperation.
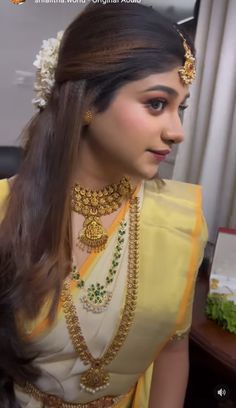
[146,98,168,113]
[178,104,188,121]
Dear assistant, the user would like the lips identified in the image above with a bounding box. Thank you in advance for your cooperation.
[147,149,170,155]
[147,149,170,163]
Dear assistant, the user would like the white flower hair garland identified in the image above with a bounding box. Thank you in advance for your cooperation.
[32,31,64,110]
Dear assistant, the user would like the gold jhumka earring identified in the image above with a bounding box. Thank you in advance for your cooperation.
[83,110,93,125]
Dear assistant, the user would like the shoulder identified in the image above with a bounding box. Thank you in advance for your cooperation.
[0,176,17,221]
[0,178,10,201]
[142,179,208,243]
[143,178,202,206]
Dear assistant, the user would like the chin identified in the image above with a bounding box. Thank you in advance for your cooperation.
[148,172,159,180]
[140,167,159,181]
[126,164,159,183]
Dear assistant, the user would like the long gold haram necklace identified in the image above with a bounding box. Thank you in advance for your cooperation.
[71,177,131,253]
[61,195,140,394]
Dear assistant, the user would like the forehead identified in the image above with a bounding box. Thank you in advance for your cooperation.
[119,67,189,99]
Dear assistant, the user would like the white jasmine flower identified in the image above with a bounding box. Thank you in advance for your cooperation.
[32,31,64,110]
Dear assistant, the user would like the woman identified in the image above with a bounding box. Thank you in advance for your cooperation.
[0,2,207,407]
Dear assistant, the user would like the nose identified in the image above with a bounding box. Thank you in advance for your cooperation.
[161,113,184,145]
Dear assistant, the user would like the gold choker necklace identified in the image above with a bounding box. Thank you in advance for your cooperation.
[71,177,132,253]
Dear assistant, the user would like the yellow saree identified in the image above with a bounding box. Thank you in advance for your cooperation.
[0,178,208,407]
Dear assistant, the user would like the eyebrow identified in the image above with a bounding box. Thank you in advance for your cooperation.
[140,85,190,100]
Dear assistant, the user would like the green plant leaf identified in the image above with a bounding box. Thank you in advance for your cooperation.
[205,294,236,334]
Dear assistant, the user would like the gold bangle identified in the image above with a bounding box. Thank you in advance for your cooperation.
[170,328,190,341]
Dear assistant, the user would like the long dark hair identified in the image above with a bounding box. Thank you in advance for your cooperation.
[0,2,194,405]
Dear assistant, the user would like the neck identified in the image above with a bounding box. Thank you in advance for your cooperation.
[72,134,141,191]
[72,168,140,191]
[72,154,140,192]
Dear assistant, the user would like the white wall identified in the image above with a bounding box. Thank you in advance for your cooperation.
[0,1,87,146]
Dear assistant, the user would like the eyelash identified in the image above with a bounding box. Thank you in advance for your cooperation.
[178,104,188,121]
[146,98,167,112]
[146,98,189,116]
[179,105,188,114]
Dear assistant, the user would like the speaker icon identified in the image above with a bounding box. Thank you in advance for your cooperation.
[217,388,226,397]
[214,384,230,401]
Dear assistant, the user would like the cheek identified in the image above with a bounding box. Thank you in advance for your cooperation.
[111,102,151,135]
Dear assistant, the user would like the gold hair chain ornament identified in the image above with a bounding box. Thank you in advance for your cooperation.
[71,177,132,253]
[62,195,140,394]
[177,30,196,85]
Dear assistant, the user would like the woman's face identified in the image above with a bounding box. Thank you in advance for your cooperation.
[78,67,189,185]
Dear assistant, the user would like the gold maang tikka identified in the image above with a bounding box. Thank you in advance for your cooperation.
[177,30,196,85]
[71,177,132,253]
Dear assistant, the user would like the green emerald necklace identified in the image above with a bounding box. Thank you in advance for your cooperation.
[71,219,127,313]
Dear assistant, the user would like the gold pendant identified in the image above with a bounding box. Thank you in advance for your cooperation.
[80,366,110,394]
[78,216,108,253]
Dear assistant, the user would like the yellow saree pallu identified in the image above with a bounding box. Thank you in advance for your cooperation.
[0,178,208,407]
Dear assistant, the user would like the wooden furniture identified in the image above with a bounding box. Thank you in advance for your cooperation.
[191,273,236,379]
[185,265,236,407]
